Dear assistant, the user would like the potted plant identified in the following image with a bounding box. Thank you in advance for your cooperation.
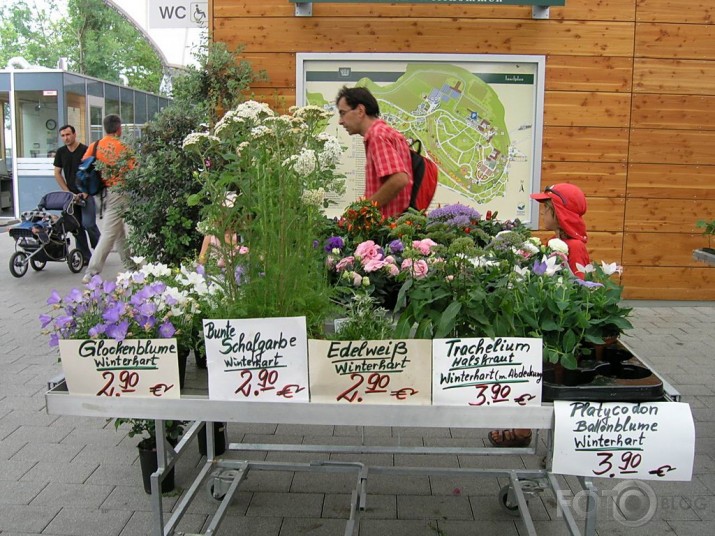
[113,417,186,493]
[693,219,715,266]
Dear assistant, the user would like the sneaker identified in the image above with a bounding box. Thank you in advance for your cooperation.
[81,271,97,284]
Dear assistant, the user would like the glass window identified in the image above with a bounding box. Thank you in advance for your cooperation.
[87,80,103,98]
[105,84,120,116]
[135,92,147,125]
[14,90,59,158]
[64,74,87,144]
[120,87,134,125]
[147,95,159,120]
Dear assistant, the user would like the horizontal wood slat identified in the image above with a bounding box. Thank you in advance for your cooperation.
[625,199,715,232]
[540,162,627,197]
[546,55,633,92]
[635,0,715,24]
[214,0,635,21]
[621,266,715,300]
[635,23,715,60]
[634,58,715,95]
[542,126,629,162]
[632,94,715,130]
[627,163,715,199]
[630,129,715,165]
[622,232,708,266]
[214,19,635,56]
[544,91,631,127]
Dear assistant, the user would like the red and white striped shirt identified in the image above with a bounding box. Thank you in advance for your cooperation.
[363,119,413,218]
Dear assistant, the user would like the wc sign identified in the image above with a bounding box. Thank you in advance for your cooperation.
[149,1,208,28]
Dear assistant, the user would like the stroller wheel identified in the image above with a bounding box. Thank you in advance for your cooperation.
[9,252,29,278]
[67,249,84,273]
[31,258,47,271]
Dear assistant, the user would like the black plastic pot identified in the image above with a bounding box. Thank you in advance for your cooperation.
[198,422,227,456]
[138,438,176,494]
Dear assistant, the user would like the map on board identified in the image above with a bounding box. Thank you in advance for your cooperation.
[299,55,544,223]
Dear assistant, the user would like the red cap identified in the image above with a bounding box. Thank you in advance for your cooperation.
[530,183,588,242]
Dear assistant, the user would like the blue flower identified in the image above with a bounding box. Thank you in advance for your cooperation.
[105,320,129,341]
[47,290,61,306]
[324,236,345,252]
[388,239,404,254]
[158,321,176,338]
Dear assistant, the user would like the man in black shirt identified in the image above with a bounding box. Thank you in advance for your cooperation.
[53,124,100,263]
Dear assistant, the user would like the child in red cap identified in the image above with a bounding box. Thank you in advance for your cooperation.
[489,183,591,448]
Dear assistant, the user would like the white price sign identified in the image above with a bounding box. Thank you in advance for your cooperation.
[553,401,695,481]
[432,337,542,407]
[204,317,309,403]
[59,339,180,398]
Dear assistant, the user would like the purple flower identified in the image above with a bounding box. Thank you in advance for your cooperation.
[102,280,116,293]
[575,279,604,288]
[427,204,481,226]
[105,320,129,341]
[313,240,320,249]
[39,313,53,328]
[136,315,156,330]
[47,290,61,306]
[324,236,345,252]
[158,321,176,338]
[137,301,157,317]
[66,288,84,304]
[49,333,59,347]
[532,258,547,276]
[235,265,245,285]
[55,315,74,328]
[196,264,206,276]
[102,301,126,323]
[88,324,107,337]
[388,239,404,255]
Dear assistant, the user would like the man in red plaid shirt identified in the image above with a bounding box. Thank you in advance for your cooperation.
[336,86,413,217]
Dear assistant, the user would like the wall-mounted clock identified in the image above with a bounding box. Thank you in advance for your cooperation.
[46,119,57,130]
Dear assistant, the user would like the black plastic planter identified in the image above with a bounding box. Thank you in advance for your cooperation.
[138,439,175,494]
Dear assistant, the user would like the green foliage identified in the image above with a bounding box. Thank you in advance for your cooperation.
[122,105,205,264]
[328,293,395,341]
[114,418,185,447]
[696,219,715,237]
[0,0,163,93]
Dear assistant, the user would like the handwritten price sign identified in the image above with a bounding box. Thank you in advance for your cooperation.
[308,339,431,405]
[58,339,181,399]
[204,317,309,403]
[432,337,542,406]
[553,401,695,481]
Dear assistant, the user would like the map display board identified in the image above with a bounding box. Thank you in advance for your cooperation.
[297,53,545,225]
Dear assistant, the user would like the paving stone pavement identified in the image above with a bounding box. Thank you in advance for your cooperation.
[1,229,714,535]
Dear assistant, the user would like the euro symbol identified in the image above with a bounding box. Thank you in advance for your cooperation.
[390,387,418,400]
[149,383,174,397]
[514,393,536,406]
[649,464,676,478]
[276,384,305,399]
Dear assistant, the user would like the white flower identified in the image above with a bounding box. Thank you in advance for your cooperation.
[521,241,540,254]
[318,135,343,169]
[576,262,596,274]
[130,256,145,266]
[141,263,171,278]
[548,238,569,255]
[540,255,562,276]
[301,188,325,207]
[286,148,316,176]
[468,256,499,268]
[600,261,623,275]
[181,132,219,150]
[234,100,275,121]
[250,125,272,139]
[528,236,541,247]
[513,265,530,278]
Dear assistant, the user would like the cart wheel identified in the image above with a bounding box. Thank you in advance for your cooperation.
[67,249,84,273]
[9,251,29,278]
[208,482,226,501]
[498,485,521,516]
[30,258,47,271]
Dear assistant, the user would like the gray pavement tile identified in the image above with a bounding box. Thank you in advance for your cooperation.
[323,493,396,519]
[396,427,452,438]
[0,438,29,461]
[458,454,528,470]
[429,475,502,496]
[290,471,358,494]
[396,494,473,520]
[0,395,48,412]
[229,422,278,435]
[0,423,19,441]
[237,469,293,493]
[394,453,460,468]
[9,441,83,463]
[84,463,150,487]
[19,460,99,484]
[666,520,715,536]
[0,458,36,481]
[43,507,133,536]
[279,517,351,536]
[329,452,394,465]
[5,424,74,444]
[0,504,61,533]
[358,519,441,535]
[470,492,550,521]
[437,519,519,535]
[594,518,677,535]
[242,433,305,445]
[50,415,114,430]
[70,444,138,465]
[119,511,207,536]
[200,514,281,536]
[59,427,125,447]
[0,409,60,428]
[0,480,48,505]
[367,474,431,495]
[184,489,252,516]
[30,482,114,509]
[274,423,334,436]
[265,451,333,464]
[100,484,179,512]
[246,491,324,518]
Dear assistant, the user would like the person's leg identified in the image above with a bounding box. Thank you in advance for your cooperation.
[82,195,101,249]
[72,204,92,261]
[84,189,123,278]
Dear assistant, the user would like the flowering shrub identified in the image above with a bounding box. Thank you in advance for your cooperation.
[41,261,213,349]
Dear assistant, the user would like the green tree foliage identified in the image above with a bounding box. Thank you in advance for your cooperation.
[0,0,163,93]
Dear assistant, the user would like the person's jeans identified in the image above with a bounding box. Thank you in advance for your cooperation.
[73,195,101,261]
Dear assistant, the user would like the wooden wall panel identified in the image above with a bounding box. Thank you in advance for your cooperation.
[541,162,627,197]
[635,23,715,60]
[635,0,715,24]
[239,53,295,88]
[632,94,715,130]
[546,56,633,92]
[622,232,706,266]
[214,19,635,57]
[532,231,624,264]
[625,199,715,232]
[621,267,715,300]
[627,163,715,199]
[634,58,715,95]
[630,129,715,165]
[544,91,631,127]
[584,197,626,232]
[215,0,635,21]
[542,127,629,162]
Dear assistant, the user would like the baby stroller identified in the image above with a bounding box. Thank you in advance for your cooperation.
[8,191,86,277]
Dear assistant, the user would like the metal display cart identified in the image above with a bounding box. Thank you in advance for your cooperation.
[44,340,681,536]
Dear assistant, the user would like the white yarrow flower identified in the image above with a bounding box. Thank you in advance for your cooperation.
[548,238,570,255]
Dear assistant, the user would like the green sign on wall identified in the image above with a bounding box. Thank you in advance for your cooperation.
[290,1,566,5]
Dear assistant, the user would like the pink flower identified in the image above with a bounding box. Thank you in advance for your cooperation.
[325,256,336,269]
[354,240,381,261]
[401,258,429,279]
[238,246,249,255]
[352,271,363,287]
[363,258,387,273]
[412,238,438,256]
[385,263,399,277]
[335,256,354,272]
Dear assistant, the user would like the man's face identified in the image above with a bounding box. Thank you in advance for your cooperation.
[337,97,363,136]
[59,127,76,147]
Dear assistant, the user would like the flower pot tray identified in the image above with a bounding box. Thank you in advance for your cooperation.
[542,342,664,402]
[693,248,715,267]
